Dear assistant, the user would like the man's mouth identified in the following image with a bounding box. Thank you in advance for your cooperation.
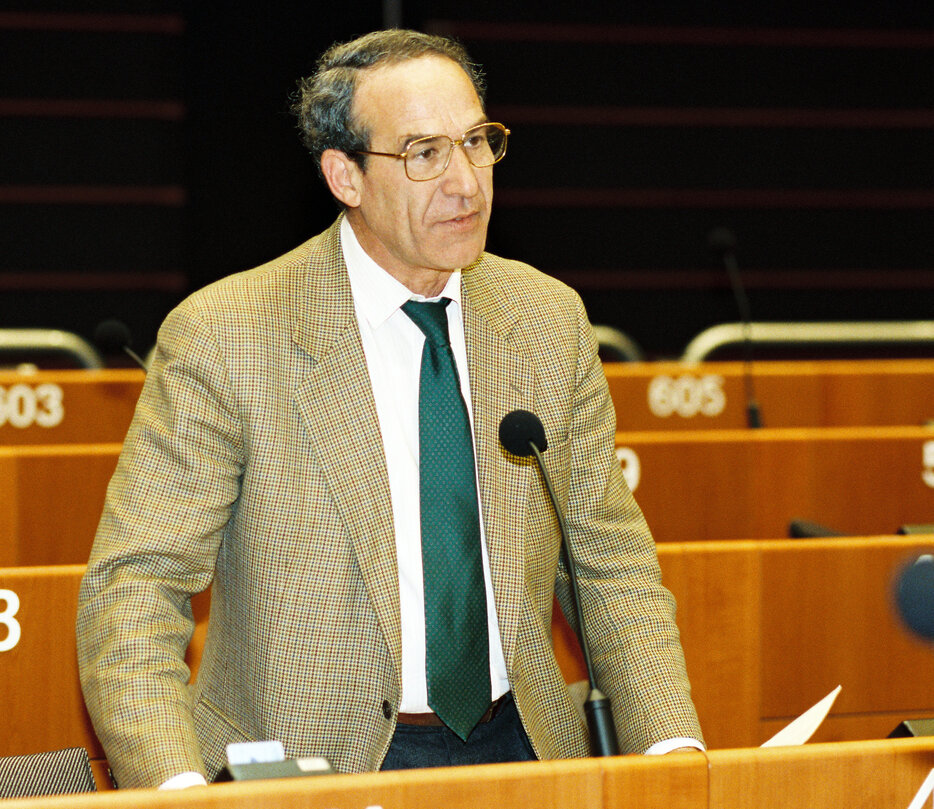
[444,211,479,226]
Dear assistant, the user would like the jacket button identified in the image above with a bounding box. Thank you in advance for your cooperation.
[382,700,393,720]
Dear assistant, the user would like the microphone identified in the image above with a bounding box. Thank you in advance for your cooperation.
[895,555,934,640]
[707,227,762,428]
[498,409,620,757]
[93,319,148,371]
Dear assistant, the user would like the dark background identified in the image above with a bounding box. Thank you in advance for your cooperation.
[1,1,932,360]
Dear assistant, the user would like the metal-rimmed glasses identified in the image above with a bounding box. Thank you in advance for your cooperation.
[353,122,510,182]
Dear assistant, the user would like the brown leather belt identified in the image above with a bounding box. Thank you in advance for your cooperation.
[396,693,510,727]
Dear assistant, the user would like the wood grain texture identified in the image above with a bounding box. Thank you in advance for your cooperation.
[604,359,934,431]
[0,444,121,566]
[616,426,934,541]
[0,370,143,446]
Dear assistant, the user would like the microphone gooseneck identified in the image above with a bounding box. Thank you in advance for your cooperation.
[707,227,762,428]
[498,409,620,756]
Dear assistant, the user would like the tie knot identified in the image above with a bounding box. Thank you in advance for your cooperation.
[402,299,452,347]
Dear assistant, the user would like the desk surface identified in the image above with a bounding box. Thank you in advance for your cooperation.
[3,738,934,809]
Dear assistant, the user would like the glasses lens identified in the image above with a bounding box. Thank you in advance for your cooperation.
[404,136,451,181]
[463,124,507,167]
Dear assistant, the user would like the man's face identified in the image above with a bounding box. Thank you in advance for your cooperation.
[345,55,493,287]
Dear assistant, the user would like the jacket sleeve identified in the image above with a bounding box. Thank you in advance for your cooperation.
[554,293,704,753]
[76,301,244,788]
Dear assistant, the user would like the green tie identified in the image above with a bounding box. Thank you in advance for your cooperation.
[402,298,491,741]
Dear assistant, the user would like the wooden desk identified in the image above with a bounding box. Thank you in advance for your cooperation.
[0,444,121,566]
[605,359,934,430]
[556,536,934,751]
[2,361,930,443]
[0,566,99,761]
[0,370,142,445]
[3,739,934,808]
[0,566,208,768]
[615,425,934,541]
[705,739,934,808]
[5,540,934,801]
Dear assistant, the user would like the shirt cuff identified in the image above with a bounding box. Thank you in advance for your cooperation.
[644,737,706,756]
[158,772,209,790]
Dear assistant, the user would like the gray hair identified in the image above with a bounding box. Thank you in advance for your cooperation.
[291,29,486,176]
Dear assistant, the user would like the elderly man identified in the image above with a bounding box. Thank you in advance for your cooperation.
[77,29,702,789]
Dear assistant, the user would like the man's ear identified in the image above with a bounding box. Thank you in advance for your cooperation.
[321,149,362,208]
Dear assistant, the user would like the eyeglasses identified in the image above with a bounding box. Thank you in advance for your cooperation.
[354,122,510,182]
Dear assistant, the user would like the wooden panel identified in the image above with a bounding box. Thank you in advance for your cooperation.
[0,443,121,566]
[650,538,934,749]
[0,370,142,445]
[617,426,934,541]
[0,758,606,809]
[759,538,934,720]
[0,566,101,758]
[602,752,708,809]
[656,541,762,749]
[0,565,208,769]
[707,738,934,809]
[605,359,934,431]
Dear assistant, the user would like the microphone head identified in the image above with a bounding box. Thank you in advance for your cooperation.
[707,226,737,256]
[895,555,934,640]
[93,318,133,353]
[499,409,548,457]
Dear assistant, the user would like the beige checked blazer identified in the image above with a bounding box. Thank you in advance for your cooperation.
[76,217,702,789]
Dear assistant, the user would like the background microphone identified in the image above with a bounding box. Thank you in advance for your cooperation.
[707,226,762,428]
[498,409,620,757]
[895,555,934,640]
[93,318,148,371]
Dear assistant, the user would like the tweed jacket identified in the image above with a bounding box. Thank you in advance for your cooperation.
[76,217,702,789]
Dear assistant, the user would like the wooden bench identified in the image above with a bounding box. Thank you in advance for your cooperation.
[0,369,143,445]
[605,359,934,430]
[614,425,934,541]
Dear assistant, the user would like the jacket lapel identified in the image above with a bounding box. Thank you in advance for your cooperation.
[462,261,536,669]
[291,220,402,676]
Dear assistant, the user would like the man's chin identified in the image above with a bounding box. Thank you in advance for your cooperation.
[436,234,487,271]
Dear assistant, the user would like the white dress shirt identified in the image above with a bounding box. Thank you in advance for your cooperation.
[340,216,510,712]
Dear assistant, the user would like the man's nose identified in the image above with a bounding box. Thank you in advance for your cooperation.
[441,143,481,195]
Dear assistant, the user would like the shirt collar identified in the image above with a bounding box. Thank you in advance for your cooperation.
[340,216,463,330]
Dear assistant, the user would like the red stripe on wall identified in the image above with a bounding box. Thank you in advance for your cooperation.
[491,105,934,129]
[0,271,187,293]
[0,12,184,34]
[0,99,185,120]
[494,188,934,209]
[0,186,186,205]
[552,269,934,291]
[427,20,934,48]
